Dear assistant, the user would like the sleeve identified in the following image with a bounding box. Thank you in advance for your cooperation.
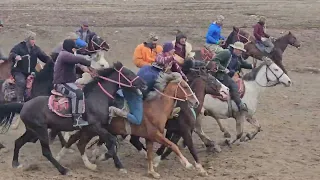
[240,58,253,69]
[133,45,149,68]
[172,62,187,80]
[9,44,21,61]
[155,54,174,65]
[75,38,88,48]
[206,26,219,44]
[37,47,51,63]
[63,52,91,66]
[253,25,262,41]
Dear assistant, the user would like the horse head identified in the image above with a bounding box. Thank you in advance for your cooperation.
[285,31,301,49]
[157,72,199,108]
[87,33,110,52]
[246,57,292,87]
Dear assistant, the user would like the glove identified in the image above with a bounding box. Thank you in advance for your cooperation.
[15,55,22,61]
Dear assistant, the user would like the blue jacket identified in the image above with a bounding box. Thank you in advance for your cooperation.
[206,23,225,44]
[137,65,161,93]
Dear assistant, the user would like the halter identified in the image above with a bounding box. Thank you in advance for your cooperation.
[154,80,195,102]
[236,30,252,45]
[255,64,285,87]
[96,66,139,99]
[78,34,110,53]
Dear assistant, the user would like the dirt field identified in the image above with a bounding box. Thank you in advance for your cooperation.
[0,0,320,179]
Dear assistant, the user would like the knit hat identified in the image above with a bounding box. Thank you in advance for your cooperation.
[163,42,174,53]
[147,32,159,43]
[213,50,231,62]
[81,20,89,27]
[216,15,225,24]
[25,31,36,41]
[63,39,76,53]
[176,32,187,43]
[259,16,266,23]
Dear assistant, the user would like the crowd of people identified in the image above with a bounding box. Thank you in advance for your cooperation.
[0,14,274,127]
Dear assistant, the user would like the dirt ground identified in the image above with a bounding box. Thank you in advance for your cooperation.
[0,0,320,179]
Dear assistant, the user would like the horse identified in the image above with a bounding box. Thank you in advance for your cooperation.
[145,62,229,176]
[224,26,301,75]
[55,71,200,178]
[0,62,146,175]
[197,57,292,147]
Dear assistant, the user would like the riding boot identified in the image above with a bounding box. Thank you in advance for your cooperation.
[109,106,128,118]
[72,114,89,127]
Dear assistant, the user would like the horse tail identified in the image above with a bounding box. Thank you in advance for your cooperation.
[0,102,24,133]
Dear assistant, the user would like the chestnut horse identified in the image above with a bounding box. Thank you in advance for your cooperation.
[56,72,200,178]
[223,26,301,75]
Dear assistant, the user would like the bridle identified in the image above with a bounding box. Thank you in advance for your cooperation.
[96,66,139,99]
[154,79,195,102]
[236,30,252,45]
[79,34,110,54]
[255,63,285,87]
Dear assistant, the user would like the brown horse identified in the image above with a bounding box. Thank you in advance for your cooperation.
[224,26,301,75]
[56,72,200,178]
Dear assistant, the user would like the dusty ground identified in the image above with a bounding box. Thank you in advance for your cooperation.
[0,0,320,179]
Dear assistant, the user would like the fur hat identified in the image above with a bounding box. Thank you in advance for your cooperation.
[25,31,36,41]
[147,32,159,43]
[259,16,266,23]
[216,15,225,24]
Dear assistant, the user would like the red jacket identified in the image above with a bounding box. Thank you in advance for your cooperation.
[253,22,270,41]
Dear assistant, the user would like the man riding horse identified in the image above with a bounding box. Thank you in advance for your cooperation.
[76,20,94,44]
[9,31,51,103]
[227,41,253,78]
[205,15,226,54]
[211,50,248,112]
[172,31,195,62]
[253,16,275,54]
[53,39,93,127]
[133,32,163,68]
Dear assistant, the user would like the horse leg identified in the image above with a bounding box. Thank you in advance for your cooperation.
[146,139,160,179]
[230,114,245,144]
[129,135,147,158]
[12,129,38,168]
[215,118,231,138]
[194,114,221,152]
[154,132,180,168]
[181,130,208,177]
[10,114,21,130]
[155,132,193,169]
[76,132,98,171]
[245,116,262,141]
[56,131,81,161]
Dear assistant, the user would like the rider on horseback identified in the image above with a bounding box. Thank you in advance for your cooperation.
[51,32,87,62]
[133,32,163,68]
[212,50,248,112]
[227,42,253,78]
[205,15,226,54]
[76,20,94,44]
[10,31,51,103]
[253,16,274,53]
[53,39,92,127]
[172,31,195,61]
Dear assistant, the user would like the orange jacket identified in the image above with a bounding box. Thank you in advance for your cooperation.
[133,43,163,68]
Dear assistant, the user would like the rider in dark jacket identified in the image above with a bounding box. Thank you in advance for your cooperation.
[227,42,253,77]
[10,31,51,102]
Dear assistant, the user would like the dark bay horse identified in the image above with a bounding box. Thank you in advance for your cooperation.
[56,72,200,178]
[224,26,301,74]
[0,62,146,175]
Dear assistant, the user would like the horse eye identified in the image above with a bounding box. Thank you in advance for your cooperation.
[274,68,279,71]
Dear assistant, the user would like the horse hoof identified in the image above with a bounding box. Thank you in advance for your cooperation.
[185,162,193,169]
[199,170,208,177]
[12,161,22,169]
[224,132,231,138]
[148,171,161,179]
[213,144,222,153]
[240,136,247,142]
[60,168,69,175]
[119,168,127,174]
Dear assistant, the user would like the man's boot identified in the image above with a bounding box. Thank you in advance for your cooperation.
[238,102,248,112]
[109,106,128,118]
[73,114,89,127]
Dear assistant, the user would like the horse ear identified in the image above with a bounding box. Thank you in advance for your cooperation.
[288,31,292,34]
[262,57,272,65]
[233,26,238,31]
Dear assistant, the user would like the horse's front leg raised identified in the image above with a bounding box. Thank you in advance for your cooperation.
[146,140,160,179]
[244,116,262,141]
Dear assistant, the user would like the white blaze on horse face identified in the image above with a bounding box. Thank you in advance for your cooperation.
[96,50,109,69]
[268,63,292,87]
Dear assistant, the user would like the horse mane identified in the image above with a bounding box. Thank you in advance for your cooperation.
[82,61,122,94]
[242,62,267,81]
[145,72,182,101]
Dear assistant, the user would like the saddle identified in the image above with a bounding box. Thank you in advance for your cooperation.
[255,41,274,54]
[48,89,85,118]
[211,74,245,101]
[200,47,216,61]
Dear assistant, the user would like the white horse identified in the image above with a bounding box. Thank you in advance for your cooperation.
[195,57,292,148]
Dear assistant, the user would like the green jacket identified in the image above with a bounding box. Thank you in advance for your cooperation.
[211,50,231,80]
